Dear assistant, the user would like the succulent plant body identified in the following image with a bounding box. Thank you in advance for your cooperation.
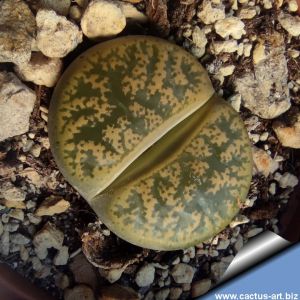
[49,36,252,250]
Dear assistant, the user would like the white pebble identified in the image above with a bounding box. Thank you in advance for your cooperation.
[210,40,238,54]
[274,172,282,182]
[244,43,252,57]
[274,155,284,162]
[259,132,269,141]
[9,209,24,221]
[250,133,260,144]
[184,247,196,259]
[135,264,155,287]
[279,172,299,188]
[231,0,238,10]
[230,214,250,228]
[36,10,83,58]
[287,0,298,12]
[252,146,279,177]
[232,226,241,237]
[81,0,126,39]
[20,245,29,261]
[215,17,246,39]
[228,93,241,112]
[197,0,225,25]
[30,144,42,158]
[239,7,256,19]
[1,214,10,223]
[10,233,30,245]
[171,264,195,284]
[217,239,230,250]
[263,0,273,9]
[234,235,244,252]
[14,52,62,88]
[278,12,300,37]
[182,254,190,263]
[219,65,235,76]
[269,182,276,195]
[288,49,300,58]
[192,26,207,48]
[244,197,257,207]
[245,227,263,238]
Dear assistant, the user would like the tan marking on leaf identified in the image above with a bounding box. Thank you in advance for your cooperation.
[190,160,209,178]
[206,170,228,195]
[128,102,146,118]
[102,125,124,154]
[182,184,197,202]
[186,137,212,158]
[124,128,143,150]
[145,108,164,131]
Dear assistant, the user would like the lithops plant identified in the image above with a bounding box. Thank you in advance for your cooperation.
[48,36,252,250]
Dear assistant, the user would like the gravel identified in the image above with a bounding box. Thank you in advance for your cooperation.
[35,196,70,216]
[214,17,245,39]
[0,1,299,299]
[39,0,71,16]
[70,254,98,289]
[0,72,36,142]
[14,52,63,88]
[8,209,24,221]
[155,288,170,300]
[135,263,156,287]
[0,0,36,64]
[234,235,244,252]
[80,0,126,38]
[10,233,30,245]
[171,263,195,284]
[236,31,290,119]
[252,147,279,177]
[278,12,300,36]
[0,220,3,235]
[191,279,212,297]
[245,227,264,238]
[273,113,300,148]
[169,287,183,300]
[278,173,299,188]
[53,245,69,266]
[64,285,95,300]
[211,261,228,280]
[36,9,83,58]
[197,0,225,25]
[33,222,65,259]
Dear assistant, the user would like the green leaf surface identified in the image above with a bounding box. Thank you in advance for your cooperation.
[48,36,252,250]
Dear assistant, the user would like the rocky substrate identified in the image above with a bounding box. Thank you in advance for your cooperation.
[0,0,300,299]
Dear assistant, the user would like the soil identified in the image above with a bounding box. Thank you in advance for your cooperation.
[0,1,300,300]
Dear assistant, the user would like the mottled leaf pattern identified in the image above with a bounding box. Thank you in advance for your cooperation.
[48,37,252,250]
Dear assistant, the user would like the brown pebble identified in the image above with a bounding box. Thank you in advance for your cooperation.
[99,284,139,300]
